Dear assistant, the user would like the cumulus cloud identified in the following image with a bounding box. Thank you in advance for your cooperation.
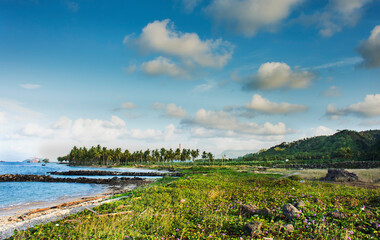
[205,0,302,37]
[125,19,233,68]
[165,103,188,118]
[20,84,41,90]
[245,94,307,114]
[307,126,336,137]
[0,112,7,124]
[299,0,372,37]
[151,102,188,118]
[357,25,380,68]
[182,108,292,135]
[141,57,188,78]
[243,62,316,90]
[322,86,341,97]
[19,116,128,141]
[326,94,380,119]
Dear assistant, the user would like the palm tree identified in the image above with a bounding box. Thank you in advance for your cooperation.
[207,152,214,166]
[191,149,199,165]
[123,149,130,165]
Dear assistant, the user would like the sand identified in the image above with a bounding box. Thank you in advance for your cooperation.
[0,185,136,239]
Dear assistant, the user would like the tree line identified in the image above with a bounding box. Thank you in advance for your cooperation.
[57,145,215,166]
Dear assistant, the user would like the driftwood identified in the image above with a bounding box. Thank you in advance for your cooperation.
[96,211,133,217]
[26,196,104,216]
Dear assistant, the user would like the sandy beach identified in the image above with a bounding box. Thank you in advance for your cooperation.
[0,185,137,239]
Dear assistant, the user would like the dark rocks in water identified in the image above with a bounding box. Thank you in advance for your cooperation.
[328,210,348,219]
[239,204,257,218]
[47,170,182,177]
[243,221,262,237]
[323,169,359,182]
[0,174,148,186]
[282,203,300,220]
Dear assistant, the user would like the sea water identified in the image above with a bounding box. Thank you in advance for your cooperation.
[0,162,162,213]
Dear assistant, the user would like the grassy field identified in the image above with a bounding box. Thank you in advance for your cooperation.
[10,166,380,239]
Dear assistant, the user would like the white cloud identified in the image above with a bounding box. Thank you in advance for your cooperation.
[151,102,188,118]
[126,19,233,68]
[357,25,380,68]
[300,0,372,37]
[21,123,54,138]
[165,103,188,118]
[18,116,128,141]
[307,126,336,137]
[0,98,43,120]
[326,94,380,119]
[192,79,218,92]
[182,0,202,12]
[309,57,362,70]
[244,62,315,90]
[322,86,342,97]
[245,94,307,114]
[20,84,41,90]
[120,102,136,110]
[182,108,292,135]
[51,116,72,130]
[0,112,7,124]
[205,0,302,37]
[142,57,188,78]
[123,64,136,74]
[150,102,166,110]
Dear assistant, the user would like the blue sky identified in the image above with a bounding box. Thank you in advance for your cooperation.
[1,0,380,161]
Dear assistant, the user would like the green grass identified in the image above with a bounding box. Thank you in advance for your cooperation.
[10,167,380,239]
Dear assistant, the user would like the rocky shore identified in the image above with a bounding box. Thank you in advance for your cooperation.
[0,174,151,186]
[47,170,182,177]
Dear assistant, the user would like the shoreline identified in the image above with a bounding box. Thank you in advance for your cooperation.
[0,184,136,239]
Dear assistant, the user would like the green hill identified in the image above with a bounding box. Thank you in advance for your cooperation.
[242,129,380,161]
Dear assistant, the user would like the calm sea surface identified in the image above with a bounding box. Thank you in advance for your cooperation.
[0,162,161,212]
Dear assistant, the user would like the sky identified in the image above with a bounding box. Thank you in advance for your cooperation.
[1,0,380,161]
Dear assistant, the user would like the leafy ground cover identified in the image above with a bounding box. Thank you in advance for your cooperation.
[10,167,380,239]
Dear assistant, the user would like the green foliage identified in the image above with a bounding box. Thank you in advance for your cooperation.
[58,145,213,167]
[243,129,380,162]
[11,168,379,240]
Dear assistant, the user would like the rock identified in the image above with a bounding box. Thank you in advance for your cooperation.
[282,224,294,232]
[244,221,262,237]
[282,204,300,220]
[257,207,274,217]
[323,169,359,182]
[295,200,306,208]
[239,204,257,218]
[313,198,323,204]
[328,210,348,219]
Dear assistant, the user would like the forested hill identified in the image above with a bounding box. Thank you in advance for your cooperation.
[242,130,380,161]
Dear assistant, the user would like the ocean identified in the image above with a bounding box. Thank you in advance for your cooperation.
[0,162,160,215]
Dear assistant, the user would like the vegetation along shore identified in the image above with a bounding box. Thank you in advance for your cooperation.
[5,129,380,239]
